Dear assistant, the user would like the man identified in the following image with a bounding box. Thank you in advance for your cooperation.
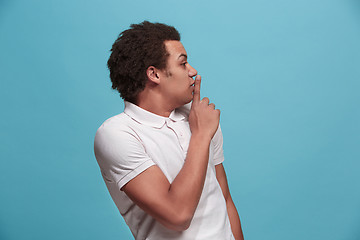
[94,21,244,240]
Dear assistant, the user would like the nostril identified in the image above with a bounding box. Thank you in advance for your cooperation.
[189,70,197,77]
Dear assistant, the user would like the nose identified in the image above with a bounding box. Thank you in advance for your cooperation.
[188,64,197,78]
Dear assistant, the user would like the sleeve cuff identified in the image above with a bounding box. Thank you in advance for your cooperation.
[117,159,156,190]
[213,156,224,165]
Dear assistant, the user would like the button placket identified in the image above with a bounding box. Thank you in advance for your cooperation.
[166,120,188,153]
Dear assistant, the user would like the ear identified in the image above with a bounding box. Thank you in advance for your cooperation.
[146,66,161,84]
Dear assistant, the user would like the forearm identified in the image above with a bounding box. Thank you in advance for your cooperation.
[167,133,211,227]
[227,197,244,240]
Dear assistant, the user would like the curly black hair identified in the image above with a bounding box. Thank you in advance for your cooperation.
[107,21,181,103]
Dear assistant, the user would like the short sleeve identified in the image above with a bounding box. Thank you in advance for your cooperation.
[94,125,155,190]
[211,124,225,165]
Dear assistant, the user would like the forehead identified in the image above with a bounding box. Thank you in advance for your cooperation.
[164,40,187,58]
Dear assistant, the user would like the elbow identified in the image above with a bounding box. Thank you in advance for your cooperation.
[163,211,193,231]
[173,216,192,231]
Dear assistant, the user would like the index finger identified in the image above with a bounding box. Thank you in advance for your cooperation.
[192,75,201,105]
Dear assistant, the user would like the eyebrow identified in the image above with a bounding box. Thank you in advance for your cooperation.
[177,53,187,60]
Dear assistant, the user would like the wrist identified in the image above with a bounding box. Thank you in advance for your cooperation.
[190,132,212,144]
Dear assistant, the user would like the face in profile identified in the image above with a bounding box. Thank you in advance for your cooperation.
[158,40,198,107]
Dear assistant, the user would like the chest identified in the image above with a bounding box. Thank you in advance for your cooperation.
[133,120,215,182]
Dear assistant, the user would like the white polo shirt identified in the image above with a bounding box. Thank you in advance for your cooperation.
[94,101,234,240]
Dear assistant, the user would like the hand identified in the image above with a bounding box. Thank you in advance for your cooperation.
[189,75,220,140]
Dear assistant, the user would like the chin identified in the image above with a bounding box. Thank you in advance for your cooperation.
[185,98,192,104]
[184,95,194,104]
[175,98,191,109]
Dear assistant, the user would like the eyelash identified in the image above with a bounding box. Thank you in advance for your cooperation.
[182,62,187,67]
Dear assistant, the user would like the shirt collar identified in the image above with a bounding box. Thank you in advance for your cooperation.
[124,101,186,128]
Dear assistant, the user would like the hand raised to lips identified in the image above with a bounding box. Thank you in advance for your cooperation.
[189,75,220,139]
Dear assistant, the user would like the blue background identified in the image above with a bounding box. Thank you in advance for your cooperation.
[1,0,359,239]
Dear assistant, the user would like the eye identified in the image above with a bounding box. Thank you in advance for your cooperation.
[181,62,188,67]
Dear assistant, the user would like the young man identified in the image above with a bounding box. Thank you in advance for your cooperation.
[94,21,244,240]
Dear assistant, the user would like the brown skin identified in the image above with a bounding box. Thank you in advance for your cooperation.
[137,40,197,116]
[122,40,244,238]
[216,164,244,240]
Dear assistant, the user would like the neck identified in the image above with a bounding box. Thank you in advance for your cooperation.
[135,88,176,118]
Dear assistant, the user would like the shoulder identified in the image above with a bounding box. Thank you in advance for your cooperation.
[96,112,134,133]
[97,113,129,130]
[94,113,148,165]
[94,113,139,147]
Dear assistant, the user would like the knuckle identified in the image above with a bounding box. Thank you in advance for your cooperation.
[203,97,209,103]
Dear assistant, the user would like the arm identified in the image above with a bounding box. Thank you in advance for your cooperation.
[215,163,244,240]
[122,75,220,231]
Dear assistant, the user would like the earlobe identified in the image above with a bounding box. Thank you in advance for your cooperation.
[146,66,161,84]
